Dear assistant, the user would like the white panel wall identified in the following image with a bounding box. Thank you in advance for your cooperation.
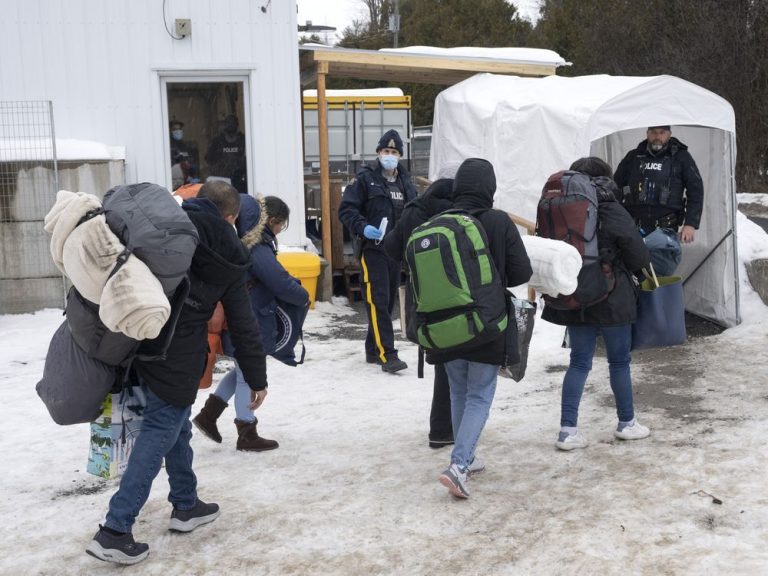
[0,0,306,245]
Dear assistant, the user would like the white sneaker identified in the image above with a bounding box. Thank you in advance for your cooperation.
[614,420,650,441]
[467,457,485,476]
[555,431,588,451]
[439,463,470,498]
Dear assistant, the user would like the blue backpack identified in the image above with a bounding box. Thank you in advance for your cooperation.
[273,300,309,366]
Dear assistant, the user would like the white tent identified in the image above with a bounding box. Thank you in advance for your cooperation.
[430,74,739,327]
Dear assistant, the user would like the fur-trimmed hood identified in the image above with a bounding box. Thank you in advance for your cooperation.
[236,194,269,249]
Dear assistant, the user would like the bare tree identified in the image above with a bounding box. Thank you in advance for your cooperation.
[361,0,387,28]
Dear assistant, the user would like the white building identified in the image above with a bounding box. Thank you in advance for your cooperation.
[0,0,305,245]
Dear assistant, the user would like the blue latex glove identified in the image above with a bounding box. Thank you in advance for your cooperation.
[363,224,383,240]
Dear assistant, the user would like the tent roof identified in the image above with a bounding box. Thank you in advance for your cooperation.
[431,73,736,219]
[437,74,736,138]
[299,45,567,86]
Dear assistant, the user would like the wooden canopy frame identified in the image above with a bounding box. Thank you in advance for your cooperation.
[299,45,560,268]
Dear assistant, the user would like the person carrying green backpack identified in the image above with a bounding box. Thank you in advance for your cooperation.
[405,158,532,499]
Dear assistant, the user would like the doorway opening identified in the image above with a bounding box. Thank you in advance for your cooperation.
[164,79,248,193]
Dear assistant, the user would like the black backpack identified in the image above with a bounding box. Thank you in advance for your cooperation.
[536,170,615,310]
[102,183,199,294]
[66,183,198,366]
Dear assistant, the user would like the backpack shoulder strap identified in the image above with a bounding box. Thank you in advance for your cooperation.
[418,346,424,379]
[467,208,489,218]
[76,207,105,227]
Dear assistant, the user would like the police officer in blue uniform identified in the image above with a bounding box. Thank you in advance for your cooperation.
[338,129,416,373]
[614,125,704,275]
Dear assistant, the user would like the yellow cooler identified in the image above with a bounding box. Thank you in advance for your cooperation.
[276,251,322,308]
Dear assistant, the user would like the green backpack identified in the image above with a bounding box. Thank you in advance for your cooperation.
[404,210,508,353]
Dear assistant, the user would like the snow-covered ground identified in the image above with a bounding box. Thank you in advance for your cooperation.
[1,213,767,575]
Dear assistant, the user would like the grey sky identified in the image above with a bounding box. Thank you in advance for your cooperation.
[296,0,542,44]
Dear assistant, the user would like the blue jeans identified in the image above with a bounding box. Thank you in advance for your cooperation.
[444,359,499,469]
[105,383,198,533]
[560,324,635,428]
[644,228,682,276]
[214,361,255,423]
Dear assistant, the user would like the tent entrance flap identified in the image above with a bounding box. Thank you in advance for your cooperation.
[683,229,733,287]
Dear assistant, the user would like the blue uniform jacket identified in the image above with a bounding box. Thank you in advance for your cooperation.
[338,161,417,250]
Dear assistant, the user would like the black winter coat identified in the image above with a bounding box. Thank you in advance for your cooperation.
[338,161,417,253]
[542,176,650,327]
[613,137,704,230]
[382,178,454,263]
[134,198,268,407]
[426,159,533,366]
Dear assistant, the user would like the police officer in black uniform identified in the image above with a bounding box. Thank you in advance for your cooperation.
[338,129,416,373]
[614,125,704,275]
[205,114,247,192]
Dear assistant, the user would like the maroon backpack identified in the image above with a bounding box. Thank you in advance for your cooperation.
[536,170,615,310]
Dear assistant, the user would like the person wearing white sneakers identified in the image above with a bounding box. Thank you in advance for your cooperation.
[428,159,532,499]
[541,157,652,451]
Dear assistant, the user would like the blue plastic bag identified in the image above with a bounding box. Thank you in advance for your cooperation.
[631,275,686,350]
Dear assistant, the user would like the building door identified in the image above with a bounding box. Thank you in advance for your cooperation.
[162,76,249,193]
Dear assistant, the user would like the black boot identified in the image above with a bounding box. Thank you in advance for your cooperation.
[192,395,228,443]
[234,419,279,452]
[381,357,408,373]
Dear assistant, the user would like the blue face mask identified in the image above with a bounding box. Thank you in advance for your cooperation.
[379,154,399,171]
[171,129,183,141]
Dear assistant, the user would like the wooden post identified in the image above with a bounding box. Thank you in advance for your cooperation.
[317,61,332,269]
[507,212,538,302]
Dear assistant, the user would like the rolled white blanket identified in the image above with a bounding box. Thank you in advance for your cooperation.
[44,188,170,340]
[99,256,170,340]
[62,214,126,303]
[521,235,582,297]
[44,190,102,274]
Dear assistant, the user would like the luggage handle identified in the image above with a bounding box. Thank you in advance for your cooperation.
[642,262,660,288]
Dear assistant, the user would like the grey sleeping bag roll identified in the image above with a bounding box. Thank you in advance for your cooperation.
[102,183,198,295]
[36,321,118,425]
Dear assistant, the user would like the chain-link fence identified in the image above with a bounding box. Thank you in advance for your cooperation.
[0,101,65,313]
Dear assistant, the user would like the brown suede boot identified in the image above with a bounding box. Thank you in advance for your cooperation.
[192,395,228,443]
[234,419,279,452]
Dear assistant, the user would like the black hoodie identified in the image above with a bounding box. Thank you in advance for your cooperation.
[427,159,533,366]
[134,198,267,407]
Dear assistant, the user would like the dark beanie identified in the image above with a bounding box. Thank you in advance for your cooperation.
[648,125,671,131]
[376,129,404,155]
